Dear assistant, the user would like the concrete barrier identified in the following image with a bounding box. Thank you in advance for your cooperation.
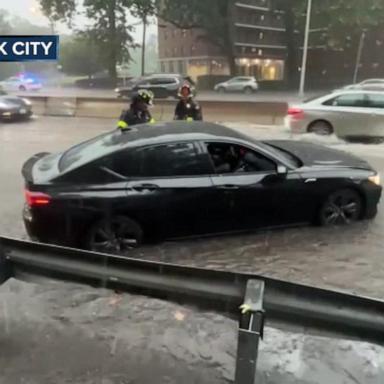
[27,96,287,125]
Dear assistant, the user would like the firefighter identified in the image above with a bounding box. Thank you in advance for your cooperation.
[174,83,202,121]
[117,89,155,129]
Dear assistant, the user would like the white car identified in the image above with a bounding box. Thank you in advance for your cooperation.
[287,90,384,139]
[214,76,259,94]
[0,76,42,92]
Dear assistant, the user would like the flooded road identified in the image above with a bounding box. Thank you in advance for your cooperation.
[1,116,384,298]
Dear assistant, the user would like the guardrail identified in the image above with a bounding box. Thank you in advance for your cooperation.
[27,96,287,125]
[0,236,383,383]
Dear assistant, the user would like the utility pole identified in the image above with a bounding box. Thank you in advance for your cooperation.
[353,31,366,84]
[299,0,313,97]
[141,14,147,76]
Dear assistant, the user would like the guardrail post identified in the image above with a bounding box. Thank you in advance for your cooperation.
[234,279,265,384]
[0,243,13,284]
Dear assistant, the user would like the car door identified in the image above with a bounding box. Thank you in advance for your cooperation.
[321,93,372,137]
[202,141,288,231]
[226,78,239,92]
[127,141,224,238]
[365,93,384,135]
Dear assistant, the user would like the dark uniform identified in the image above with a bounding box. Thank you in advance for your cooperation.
[174,98,203,121]
[117,90,155,130]
[174,83,203,121]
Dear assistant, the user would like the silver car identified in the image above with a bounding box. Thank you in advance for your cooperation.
[287,90,384,138]
[214,76,259,94]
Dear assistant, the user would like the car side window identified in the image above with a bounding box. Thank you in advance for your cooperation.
[141,142,211,177]
[367,94,384,108]
[205,142,276,174]
[323,93,367,107]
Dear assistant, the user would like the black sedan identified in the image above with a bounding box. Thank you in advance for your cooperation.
[0,88,32,121]
[22,122,382,253]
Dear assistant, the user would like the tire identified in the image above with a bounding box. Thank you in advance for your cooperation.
[217,87,226,93]
[308,120,333,136]
[85,216,143,254]
[319,189,362,226]
[243,86,253,95]
[19,85,26,91]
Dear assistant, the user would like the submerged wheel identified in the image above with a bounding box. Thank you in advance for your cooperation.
[319,189,362,226]
[85,216,143,253]
[308,120,333,136]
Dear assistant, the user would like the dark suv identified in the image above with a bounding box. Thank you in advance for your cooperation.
[115,74,195,99]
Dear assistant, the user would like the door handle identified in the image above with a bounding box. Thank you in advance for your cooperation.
[131,183,159,191]
[217,184,239,190]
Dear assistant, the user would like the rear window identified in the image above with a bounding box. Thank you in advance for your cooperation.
[58,130,126,172]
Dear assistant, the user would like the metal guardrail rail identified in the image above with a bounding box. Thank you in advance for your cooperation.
[1,236,384,383]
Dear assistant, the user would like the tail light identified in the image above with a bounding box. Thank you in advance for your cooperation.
[25,189,51,207]
[287,107,304,120]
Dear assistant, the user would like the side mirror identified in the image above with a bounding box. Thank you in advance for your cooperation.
[277,165,288,176]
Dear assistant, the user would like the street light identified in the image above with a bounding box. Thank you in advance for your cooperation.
[299,0,313,97]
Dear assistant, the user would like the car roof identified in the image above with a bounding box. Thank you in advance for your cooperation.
[59,122,255,173]
[113,121,248,145]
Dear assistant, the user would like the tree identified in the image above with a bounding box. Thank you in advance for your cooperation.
[38,0,138,80]
[131,0,156,75]
[60,36,104,76]
[159,0,237,75]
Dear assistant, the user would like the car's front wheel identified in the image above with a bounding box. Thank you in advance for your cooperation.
[217,87,226,93]
[319,189,362,226]
[19,85,26,91]
[85,216,143,254]
[243,86,253,95]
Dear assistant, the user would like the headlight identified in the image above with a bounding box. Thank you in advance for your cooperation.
[368,174,381,186]
[0,102,8,108]
[22,98,31,106]
[114,88,120,92]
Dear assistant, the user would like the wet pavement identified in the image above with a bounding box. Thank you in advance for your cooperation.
[1,116,384,298]
[0,278,383,384]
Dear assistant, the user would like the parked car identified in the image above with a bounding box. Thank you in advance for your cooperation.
[22,121,381,253]
[342,79,384,90]
[0,76,42,92]
[287,90,384,139]
[115,74,195,99]
[214,77,259,94]
[0,87,33,120]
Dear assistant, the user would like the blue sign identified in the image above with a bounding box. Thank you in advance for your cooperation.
[0,35,59,62]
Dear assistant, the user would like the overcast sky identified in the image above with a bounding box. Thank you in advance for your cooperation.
[2,0,157,42]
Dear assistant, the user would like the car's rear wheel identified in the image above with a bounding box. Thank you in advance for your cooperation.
[85,216,143,253]
[243,86,253,95]
[19,85,26,91]
[319,189,362,226]
[308,120,333,135]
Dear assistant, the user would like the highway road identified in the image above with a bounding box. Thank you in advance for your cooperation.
[1,115,384,298]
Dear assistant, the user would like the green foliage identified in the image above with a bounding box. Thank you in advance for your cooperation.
[39,0,77,25]
[59,36,104,76]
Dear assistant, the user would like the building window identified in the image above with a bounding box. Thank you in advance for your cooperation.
[180,46,185,55]
[258,49,263,56]
[191,44,196,54]
[182,29,187,37]
[260,14,265,21]
[173,29,177,37]
[160,62,166,73]
[259,32,264,40]
[169,61,174,73]
[173,47,178,56]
